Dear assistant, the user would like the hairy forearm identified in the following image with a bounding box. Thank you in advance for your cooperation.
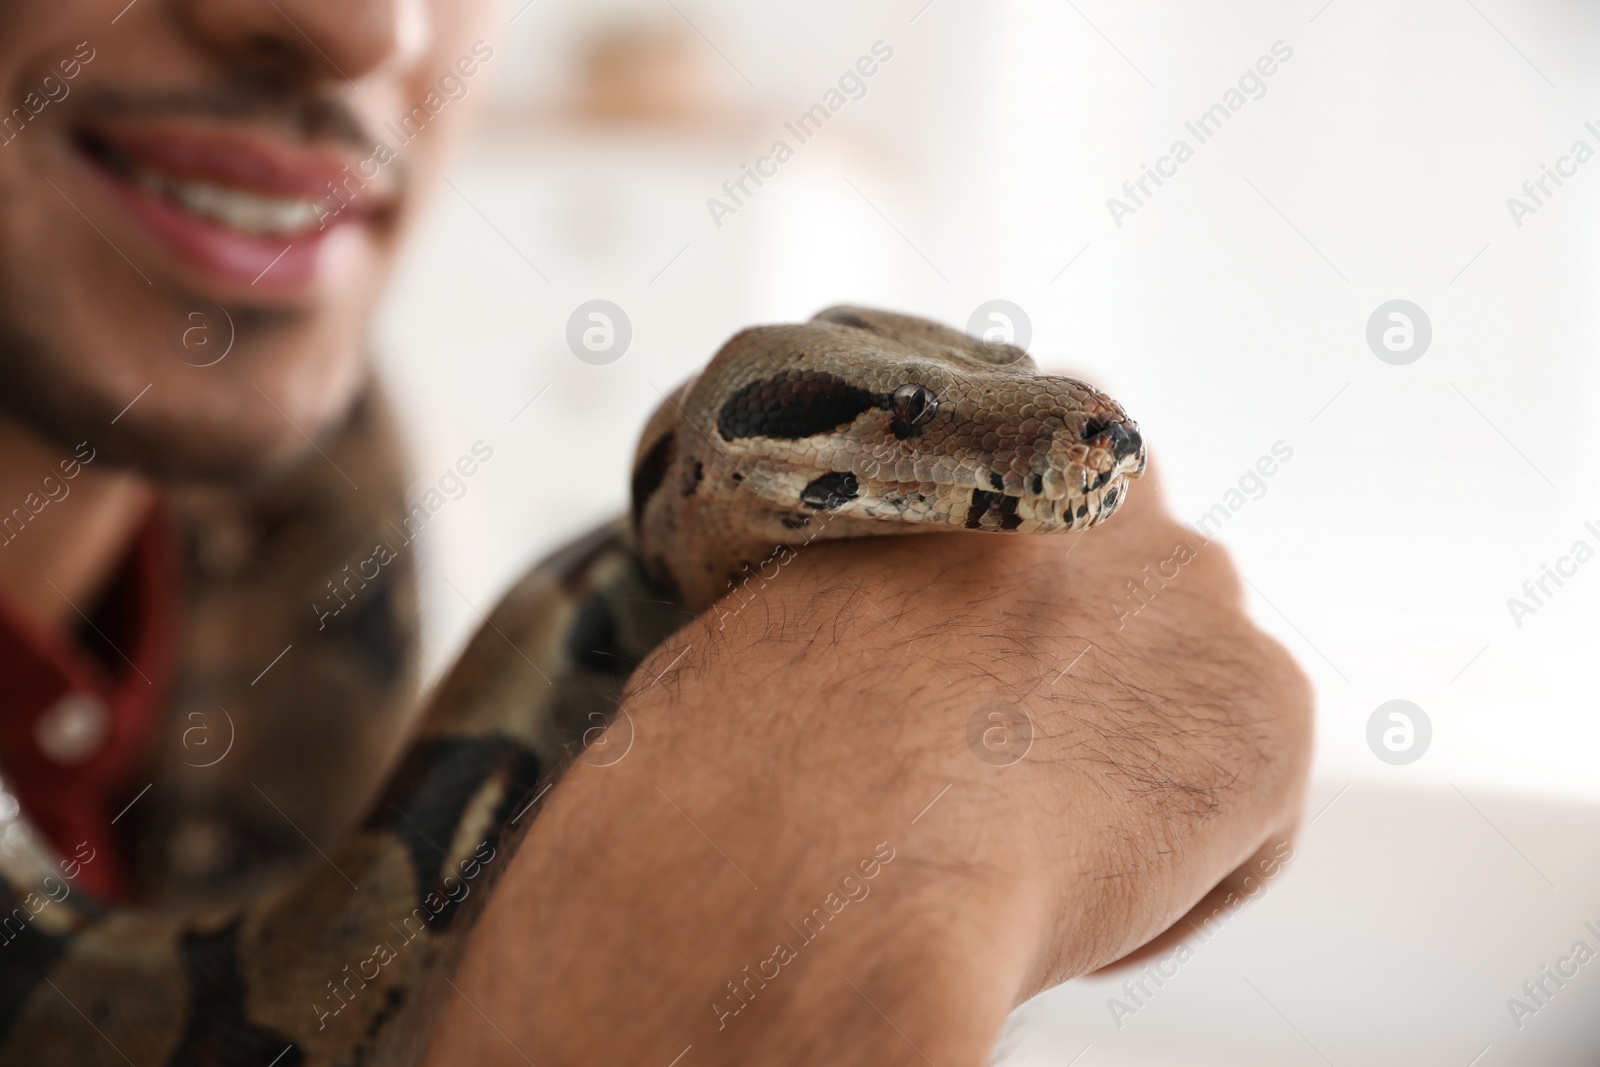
[434,564,1054,1063]
[429,475,1310,1065]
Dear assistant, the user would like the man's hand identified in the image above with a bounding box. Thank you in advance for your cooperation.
[428,461,1312,1065]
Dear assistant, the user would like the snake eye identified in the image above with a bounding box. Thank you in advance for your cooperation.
[891,384,938,427]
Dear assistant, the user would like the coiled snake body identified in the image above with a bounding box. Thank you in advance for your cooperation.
[0,307,1144,1065]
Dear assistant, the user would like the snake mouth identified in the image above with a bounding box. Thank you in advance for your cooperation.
[815,422,1146,527]
[956,477,1129,532]
[826,463,1133,534]
[973,419,1145,527]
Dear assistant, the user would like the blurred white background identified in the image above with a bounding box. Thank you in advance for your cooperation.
[373,0,1600,1062]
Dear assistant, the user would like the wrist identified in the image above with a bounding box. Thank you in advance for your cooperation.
[718,869,1045,1067]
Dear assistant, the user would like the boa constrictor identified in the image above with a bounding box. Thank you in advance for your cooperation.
[0,307,1144,1066]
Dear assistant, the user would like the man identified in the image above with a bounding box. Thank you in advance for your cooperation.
[0,0,1312,1064]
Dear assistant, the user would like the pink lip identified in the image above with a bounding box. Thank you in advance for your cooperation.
[89,165,333,290]
[70,126,390,294]
[98,128,357,200]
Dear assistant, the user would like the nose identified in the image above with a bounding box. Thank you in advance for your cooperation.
[181,0,428,83]
[1083,417,1143,461]
[1105,421,1142,462]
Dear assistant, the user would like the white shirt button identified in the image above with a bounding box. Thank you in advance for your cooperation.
[34,692,111,765]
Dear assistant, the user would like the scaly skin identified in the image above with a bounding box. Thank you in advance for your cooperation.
[632,307,1147,611]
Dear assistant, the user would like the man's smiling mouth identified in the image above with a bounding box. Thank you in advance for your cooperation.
[125,163,325,237]
[75,124,385,239]
[64,117,399,291]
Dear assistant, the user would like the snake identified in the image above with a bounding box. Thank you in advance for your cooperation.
[0,306,1144,1066]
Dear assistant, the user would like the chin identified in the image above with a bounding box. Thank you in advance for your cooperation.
[105,401,355,481]
[0,313,370,483]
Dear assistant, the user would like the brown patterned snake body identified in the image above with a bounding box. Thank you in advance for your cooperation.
[0,307,1143,1065]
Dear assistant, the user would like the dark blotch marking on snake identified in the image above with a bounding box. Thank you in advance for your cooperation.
[363,737,542,928]
[801,472,860,510]
[567,594,626,671]
[364,988,408,1042]
[1081,416,1112,441]
[988,471,1005,491]
[890,416,922,441]
[324,568,409,686]
[630,430,675,529]
[997,495,1023,531]
[168,923,304,1067]
[718,371,882,441]
[648,554,685,604]
[1030,473,1044,495]
[966,489,998,529]
[0,885,70,1035]
[681,460,703,497]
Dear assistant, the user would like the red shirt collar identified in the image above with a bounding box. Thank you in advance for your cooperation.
[0,507,180,902]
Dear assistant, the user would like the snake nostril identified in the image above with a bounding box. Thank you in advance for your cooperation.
[1106,422,1142,461]
[1082,417,1142,461]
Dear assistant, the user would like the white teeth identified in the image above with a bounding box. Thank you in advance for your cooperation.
[132,168,323,236]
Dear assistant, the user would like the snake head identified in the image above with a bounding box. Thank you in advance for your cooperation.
[679,306,1146,537]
